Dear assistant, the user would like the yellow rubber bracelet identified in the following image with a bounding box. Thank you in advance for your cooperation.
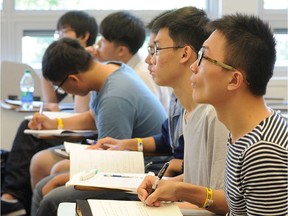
[203,187,213,209]
[135,138,143,152]
[57,118,64,129]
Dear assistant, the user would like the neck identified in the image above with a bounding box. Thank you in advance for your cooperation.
[215,95,271,143]
[173,82,197,113]
[89,61,119,91]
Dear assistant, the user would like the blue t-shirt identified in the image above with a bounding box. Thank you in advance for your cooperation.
[90,62,167,139]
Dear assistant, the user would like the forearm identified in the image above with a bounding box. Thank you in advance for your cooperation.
[74,95,90,113]
[121,137,156,152]
[41,78,58,103]
[61,110,96,130]
[176,183,229,214]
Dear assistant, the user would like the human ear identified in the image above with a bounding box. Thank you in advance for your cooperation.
[180,46,194,63]
[227,71,245,90]
[79,32,90,46]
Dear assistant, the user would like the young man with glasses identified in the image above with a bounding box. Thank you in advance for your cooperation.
[1,10,98,216]
[138,14,288,215]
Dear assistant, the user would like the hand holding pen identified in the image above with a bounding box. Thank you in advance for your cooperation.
[146,162,169,197]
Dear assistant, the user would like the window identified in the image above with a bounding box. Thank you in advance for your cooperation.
[3,0,207,69]
[274,30,288,67]
[259,0,288,77]
[14,0,206,10]
[263,0,288,9]
[22,30,55,68]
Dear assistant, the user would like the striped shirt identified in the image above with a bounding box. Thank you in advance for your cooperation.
[225,110,288,215]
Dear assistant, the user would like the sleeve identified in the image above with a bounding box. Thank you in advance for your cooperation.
[206,109,229,189]
[95,97,135,139]
[153,119,173,154]
[241,142,288,215]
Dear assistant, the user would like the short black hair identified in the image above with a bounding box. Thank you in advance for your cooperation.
[99,11,146,54]
[152,6,210,53]
[42,38,93,82]
[208,14,276,96]
[146,10,175,34]
[57,11,98,46]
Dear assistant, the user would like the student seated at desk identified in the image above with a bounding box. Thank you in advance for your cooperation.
[138,14,288,215]
[1,10,98,216]
[31,7,229,216]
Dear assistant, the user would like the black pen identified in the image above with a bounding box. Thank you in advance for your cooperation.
[147,162,169,196]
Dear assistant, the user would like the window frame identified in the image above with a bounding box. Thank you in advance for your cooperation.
[1,0,286,78]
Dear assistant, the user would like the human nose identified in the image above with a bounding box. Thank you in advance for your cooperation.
[190,60,198,74]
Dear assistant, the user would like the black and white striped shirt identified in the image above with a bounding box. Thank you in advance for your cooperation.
[225,110,288,215]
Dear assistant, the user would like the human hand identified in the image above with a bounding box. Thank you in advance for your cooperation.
[85,45,99,59]
[164,159,183,177]
[28,112,57,130]
[87,137,135,151]
[42,172,69,196]
[137,176,179,207]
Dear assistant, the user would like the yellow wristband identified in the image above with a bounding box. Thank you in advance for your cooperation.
[57,118,64,129]
[135,138,143,152]
[203,188,213,209]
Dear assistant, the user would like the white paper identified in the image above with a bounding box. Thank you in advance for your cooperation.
[66,172,148,192]
[69,149,145,177]
[23,129,97,137]
[87,200,183,216]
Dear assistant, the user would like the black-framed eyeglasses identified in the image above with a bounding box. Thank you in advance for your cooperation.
[148,45,198,58]
[197,47,236,71]
[147,45,184,57]
[54,75,69,94]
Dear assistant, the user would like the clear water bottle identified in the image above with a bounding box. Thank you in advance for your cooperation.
[20,69,34,110]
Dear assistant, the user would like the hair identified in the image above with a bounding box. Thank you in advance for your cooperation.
[99,11,146,54]
[146,9,175,33]
[57,11,98,46]
[42,38,93,82]
[207,13,276,96]
[151,6,211,53]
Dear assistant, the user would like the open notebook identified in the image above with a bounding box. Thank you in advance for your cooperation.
[24,129,97,137]
[66,142,147,192]
[76,200,183,216]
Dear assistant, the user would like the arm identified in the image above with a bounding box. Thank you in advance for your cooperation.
[73,95,90,113]
[137,176,229,214]
[42,172,70,196]
[28,110,96,130]
[89,136,157,153]
[164,159,183,177]
[41,77,58,103]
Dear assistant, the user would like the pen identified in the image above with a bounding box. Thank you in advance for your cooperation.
[86,139,97,145]
[38,102,44,130]
[39,102,44,115]
[103,174,140,178]
[147,162,169,197]
[145,162,153,170]
[80,169,98,181]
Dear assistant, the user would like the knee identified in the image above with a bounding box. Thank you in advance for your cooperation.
[30,150,54,176]
[50,159,70,175]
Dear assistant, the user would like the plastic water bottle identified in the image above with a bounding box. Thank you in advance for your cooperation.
[20,69,34,110]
